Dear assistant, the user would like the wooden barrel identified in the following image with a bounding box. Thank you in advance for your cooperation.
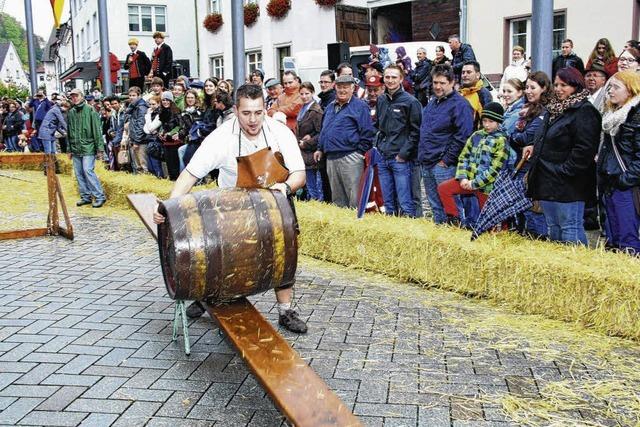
[157,188,298,302]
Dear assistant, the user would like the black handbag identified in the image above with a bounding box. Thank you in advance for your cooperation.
[147,138,165,161]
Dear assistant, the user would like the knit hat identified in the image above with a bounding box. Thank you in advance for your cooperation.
[481,102,504,123]
[128,38,139,46]
[161,91,174,102]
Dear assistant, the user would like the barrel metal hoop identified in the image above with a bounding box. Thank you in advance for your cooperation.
[247,189,276,291]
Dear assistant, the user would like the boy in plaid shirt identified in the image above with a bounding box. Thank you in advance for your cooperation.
[438,102,510,224]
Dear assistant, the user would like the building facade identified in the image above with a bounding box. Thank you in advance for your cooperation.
[59,0,199,90]
[0,42,30,88]
[466,0,639,77]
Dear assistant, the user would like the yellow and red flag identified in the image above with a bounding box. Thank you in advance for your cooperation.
[50,0,65,28]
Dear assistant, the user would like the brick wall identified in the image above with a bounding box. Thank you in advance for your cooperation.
[412,0,460,42]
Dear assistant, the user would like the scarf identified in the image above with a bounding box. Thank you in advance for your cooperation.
[297,101,313,122]
[602,95,640,136]
[546,89,590,122]
[459,80,484,118]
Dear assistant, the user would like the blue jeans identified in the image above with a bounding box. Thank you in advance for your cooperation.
[604,189,640,253]
[148,155,164,178]
[4,135,18,152]
[42,139,56,154]
[539,200,587,245]
[421,163,463,224]
[178,144,187,172]
[378,157,415,216]
[305,169,324,201]
[73,155,106,202]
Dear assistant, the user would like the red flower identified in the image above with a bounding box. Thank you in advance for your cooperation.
[315,0,340,6]
[203,13,223,33]
[266,0,291,19]
[244,3,259,27]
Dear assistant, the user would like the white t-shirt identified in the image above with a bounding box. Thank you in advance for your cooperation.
[186,115,305,188]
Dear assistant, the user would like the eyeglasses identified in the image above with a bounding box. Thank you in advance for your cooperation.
[619,57,638,64]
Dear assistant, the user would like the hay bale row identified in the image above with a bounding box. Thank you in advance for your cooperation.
[296,201,640,341]
[38,162,640,341]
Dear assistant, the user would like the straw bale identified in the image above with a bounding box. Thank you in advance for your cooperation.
[295,201,640,341]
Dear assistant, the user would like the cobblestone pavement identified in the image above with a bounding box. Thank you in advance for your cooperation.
[0,214,639,426]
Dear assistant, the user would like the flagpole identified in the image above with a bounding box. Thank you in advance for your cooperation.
[24,0,38,95]
[97,0,112,95]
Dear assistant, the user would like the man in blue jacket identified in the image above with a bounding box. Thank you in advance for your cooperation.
[418,64,474,224]
[376,64,422,217]
[315,75,375,208]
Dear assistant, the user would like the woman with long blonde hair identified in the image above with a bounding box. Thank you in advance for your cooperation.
[598,70,640,254]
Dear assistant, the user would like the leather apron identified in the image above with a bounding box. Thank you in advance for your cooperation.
[235,128,289,188]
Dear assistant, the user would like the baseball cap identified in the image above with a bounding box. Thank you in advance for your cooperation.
[265,79,281,89]
[365,75,382,87]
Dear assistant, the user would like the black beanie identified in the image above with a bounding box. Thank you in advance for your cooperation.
[481,102,504,124]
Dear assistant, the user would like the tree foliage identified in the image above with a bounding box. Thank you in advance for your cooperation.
[0,81,30,101]
[0,13,44,70]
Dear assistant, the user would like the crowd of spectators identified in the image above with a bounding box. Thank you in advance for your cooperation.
[1,34,639,255]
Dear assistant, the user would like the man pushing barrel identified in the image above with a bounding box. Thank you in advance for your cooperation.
[153,84,308,334]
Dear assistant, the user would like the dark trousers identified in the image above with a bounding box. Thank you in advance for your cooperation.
[164,145,181,181]
[129,77,146,91]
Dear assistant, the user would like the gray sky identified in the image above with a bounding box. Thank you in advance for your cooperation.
[3,0,71,40]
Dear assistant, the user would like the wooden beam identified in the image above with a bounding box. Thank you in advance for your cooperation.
[127,194,159,240]
[208,300,362,427]
[127,192,362,427]
[0,153,46,164]
[0,228,49,240]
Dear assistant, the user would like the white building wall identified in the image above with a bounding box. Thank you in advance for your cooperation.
[42,62,60,95]
[197,0,367,82]
[67,0,198,75]
[0,43,30,88]
[466,0,635,76]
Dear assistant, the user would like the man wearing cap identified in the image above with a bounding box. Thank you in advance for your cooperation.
[125,38,151,91]
[149,32,173,87]
[264,78,282,110]
[376,64,422,217]
[365,74,384,124]
[314,74,376,208]
[585,61,608,114]
[67,88,107,208]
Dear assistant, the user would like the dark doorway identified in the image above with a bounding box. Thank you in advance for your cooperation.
[371,2,413,44]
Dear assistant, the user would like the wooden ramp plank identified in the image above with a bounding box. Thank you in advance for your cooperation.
[127,193,362,427]
[127,193,159,240]
[209,300,361,427]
